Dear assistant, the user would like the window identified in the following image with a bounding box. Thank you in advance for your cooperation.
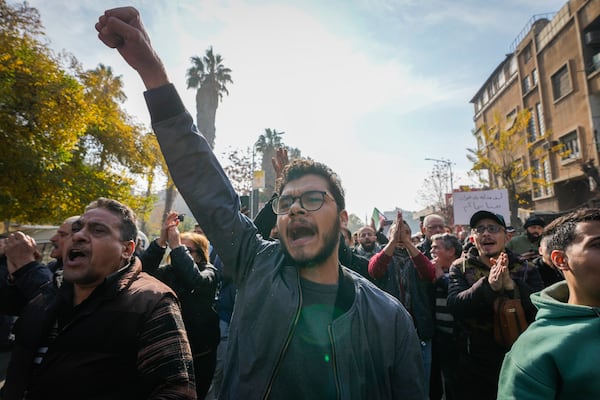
[506,108,517,129]
[498,70,506,87]
[475,128,484,149]
[522,43,532,64]
[544,158,553,196]
[552,64,572,101]
[522,75,531,93]
[560,130,580,161]
[528,109,537,142]
[532,158,553,198]
[532,159,542,198]
[532,69,538,86]
[536,103,545,135]
[509,57,518,75]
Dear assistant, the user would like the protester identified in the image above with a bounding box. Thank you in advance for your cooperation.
[1,216,79,312]
[505,226,516,242]
[353,225,382,260]
[448,210,543,400]
[531,234,564,288]
[418,214,446,259]
[498,208,600,399]
[0,238,16,353]
[368,211,435,389]
[2,198,195,399]
[140,211,220,399]
[428,233,462,400]
[252,148,373,282]
[96,8,426,398]
[507,215,546,260]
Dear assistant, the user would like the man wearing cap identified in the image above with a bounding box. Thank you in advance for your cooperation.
[506,216,546,261]
[448,210,543,400]
[505,226,516,242]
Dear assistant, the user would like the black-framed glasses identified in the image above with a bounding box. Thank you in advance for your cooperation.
[474,225,504,234]
[272,191,331,215]
[186,246,197,254]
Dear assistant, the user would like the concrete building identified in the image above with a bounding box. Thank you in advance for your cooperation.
[470,0,600,216]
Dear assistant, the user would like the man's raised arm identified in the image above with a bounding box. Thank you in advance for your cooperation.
[95,7,169,89]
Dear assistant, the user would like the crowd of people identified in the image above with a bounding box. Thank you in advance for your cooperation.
[0,6,598,399]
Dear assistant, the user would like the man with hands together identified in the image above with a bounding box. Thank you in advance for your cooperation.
[369,211,436,388]
[447,210,542,400]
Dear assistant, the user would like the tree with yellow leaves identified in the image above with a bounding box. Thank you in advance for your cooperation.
[467,109,555,227]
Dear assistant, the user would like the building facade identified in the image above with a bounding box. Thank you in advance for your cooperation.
[470,0,600,215]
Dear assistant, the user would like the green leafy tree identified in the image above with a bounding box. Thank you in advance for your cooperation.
[186,47,233,149]
[77,64,147,173]
[0,0,90,226]
[0,1,158,229]
[467,109,554,227]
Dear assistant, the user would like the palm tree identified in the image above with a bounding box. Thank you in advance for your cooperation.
[255,128,285,195]
[186,47,233,149]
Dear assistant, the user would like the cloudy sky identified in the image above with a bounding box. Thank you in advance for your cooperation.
[25,0,566,220]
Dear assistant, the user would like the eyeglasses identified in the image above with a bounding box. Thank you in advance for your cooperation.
[272,191,332,215]
[186,246,197,254]
[474,225,504,234]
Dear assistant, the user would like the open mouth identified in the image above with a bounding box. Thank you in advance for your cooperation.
[287,220,317,245]
[290,226,315,241]
[67,248,87,261]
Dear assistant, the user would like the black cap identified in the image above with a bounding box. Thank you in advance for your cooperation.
[524,216,545,229]
[506,226,516,233]
[470,210,507,228]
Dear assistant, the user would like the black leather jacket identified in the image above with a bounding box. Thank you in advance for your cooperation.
[147,84,426,400]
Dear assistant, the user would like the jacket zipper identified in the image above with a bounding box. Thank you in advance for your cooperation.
[328,325,341,400]
[262,270,303,399]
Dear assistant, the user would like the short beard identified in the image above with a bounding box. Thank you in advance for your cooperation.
[526,231,540,242]
[361,242,375,252]
[281,218,340,269]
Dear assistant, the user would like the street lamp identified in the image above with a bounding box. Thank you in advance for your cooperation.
[425,157,454,193]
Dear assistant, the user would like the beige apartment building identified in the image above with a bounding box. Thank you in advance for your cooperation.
[470,0,600,216]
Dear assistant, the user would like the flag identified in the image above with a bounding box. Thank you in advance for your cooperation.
[371,207,391,229]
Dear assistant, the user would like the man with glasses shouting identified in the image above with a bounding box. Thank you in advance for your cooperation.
[96,6,425,399]
[447,210,543,400]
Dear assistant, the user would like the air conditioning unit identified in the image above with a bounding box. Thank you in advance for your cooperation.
[585,31,600,47]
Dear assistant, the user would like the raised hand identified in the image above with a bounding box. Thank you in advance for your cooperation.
[158,211,181,249]
[488,252,509,292]
[95,7,168,89]
[271,148,289,180]
[396,211,412,246]
[5,232,40,275]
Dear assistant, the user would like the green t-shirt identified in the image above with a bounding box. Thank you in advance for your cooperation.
[269,278,339,399]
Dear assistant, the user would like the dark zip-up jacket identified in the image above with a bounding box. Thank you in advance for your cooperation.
[447,247,543,399]
[4,258,196,400]
[146,84,425,400]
